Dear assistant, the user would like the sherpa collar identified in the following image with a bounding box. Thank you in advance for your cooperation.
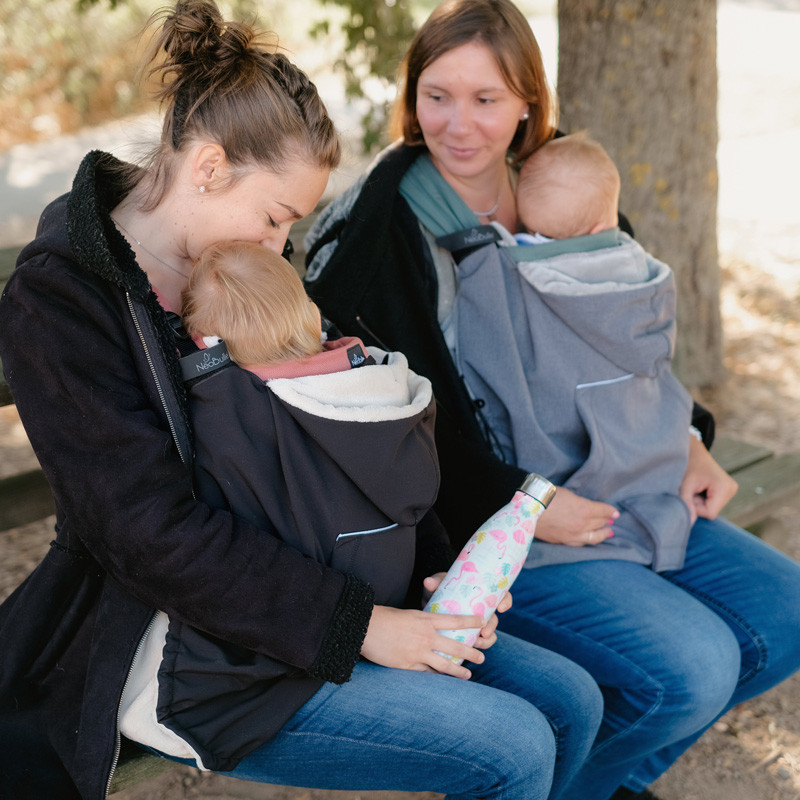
[61,150,193,447]
[66,150,152,302]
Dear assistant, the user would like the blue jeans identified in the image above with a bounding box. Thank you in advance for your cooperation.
[499,516,800,800]
[201,632,601,800]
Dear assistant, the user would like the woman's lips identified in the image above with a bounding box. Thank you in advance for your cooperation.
[446,145,479,159]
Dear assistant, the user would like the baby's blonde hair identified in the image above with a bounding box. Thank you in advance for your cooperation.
[517,131,620,239]
[182,240,323,367]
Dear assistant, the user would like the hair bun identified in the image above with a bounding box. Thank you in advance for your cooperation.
[162,0,225,61]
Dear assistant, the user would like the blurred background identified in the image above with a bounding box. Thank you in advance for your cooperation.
[1,0,551,247]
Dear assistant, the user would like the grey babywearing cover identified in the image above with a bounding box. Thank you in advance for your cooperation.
[399,155,693,572]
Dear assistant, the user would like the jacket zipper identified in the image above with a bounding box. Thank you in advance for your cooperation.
[104,294,189,797]
[355,314,391,351]
[104,611,159,798]
[125,293,188,465]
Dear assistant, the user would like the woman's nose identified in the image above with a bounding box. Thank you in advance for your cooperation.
[261,231,290,256]
[447,103,472,135]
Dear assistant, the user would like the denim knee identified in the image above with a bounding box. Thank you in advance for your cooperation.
[661,625,739,726]
[678,517,800,695]
[552,656,604,737]
[607,609,741,751]
[456,698,556,800]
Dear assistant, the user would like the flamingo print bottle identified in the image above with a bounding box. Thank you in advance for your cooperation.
[423,473,557,663]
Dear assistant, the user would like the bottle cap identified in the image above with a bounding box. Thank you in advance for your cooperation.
[520,473,557,508]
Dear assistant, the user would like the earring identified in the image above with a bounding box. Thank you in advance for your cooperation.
[199,185,206,193]
[521,112,530,120]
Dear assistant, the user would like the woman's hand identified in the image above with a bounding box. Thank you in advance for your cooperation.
[680,436,738,524]
[421,571,447,607]
[421,574,512,653]
[473,586,512,651]
[534,486,618,546]
[361,604,486,680]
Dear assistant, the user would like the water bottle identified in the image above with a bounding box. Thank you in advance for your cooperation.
[423,473,556,663]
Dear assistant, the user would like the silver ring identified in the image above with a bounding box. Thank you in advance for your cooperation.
[588,531,594,543]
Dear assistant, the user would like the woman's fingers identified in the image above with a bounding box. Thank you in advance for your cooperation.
[361,606,485,678]
[421,572,447,604]
[585,527,614,546]
[496,590,513,614]
[680,436,738,520]
[535,486,619,546]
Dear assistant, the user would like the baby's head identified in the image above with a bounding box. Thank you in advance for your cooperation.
[182,241,323,368]
[517,131,620,239]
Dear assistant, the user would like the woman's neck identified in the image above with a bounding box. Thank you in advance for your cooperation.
[110,199,193,309]
[435,159,518,232]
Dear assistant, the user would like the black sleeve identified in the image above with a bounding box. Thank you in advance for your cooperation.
[0,256,373,680]
[691,400,716,449]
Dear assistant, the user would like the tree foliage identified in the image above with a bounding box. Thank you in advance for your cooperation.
[0,0,156,148]
[310,0,417,151]
[58,0,418,153]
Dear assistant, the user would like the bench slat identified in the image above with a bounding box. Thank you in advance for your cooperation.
[1,246,20,407]
[712,436,773,474]
[719,452,800,530]
[0,245,17,285]
[109,742,174,793]
[2,441,798,536]
[0,469,55,531]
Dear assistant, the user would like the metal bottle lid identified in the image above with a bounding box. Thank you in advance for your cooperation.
[519,473,557,508]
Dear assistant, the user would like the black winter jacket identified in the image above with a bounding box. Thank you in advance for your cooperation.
[0,151,375,799]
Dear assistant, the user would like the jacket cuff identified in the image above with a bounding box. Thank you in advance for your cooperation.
[307,574,374,684]
[691,401,715,449]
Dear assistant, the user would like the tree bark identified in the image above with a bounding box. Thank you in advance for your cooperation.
[557,0,723,387]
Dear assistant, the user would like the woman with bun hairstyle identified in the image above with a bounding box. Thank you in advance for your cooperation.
[0,2,602,798]
[304,0,800,799]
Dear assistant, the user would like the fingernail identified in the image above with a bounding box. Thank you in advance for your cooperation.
[607,530,614,538]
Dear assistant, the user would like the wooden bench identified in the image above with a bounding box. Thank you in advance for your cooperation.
[4,418,796,554]
[707,437,800,535]
[2,240,800,793]
[109,739,175,794]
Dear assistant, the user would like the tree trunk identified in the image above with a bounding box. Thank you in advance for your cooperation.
[557,0,723,387]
